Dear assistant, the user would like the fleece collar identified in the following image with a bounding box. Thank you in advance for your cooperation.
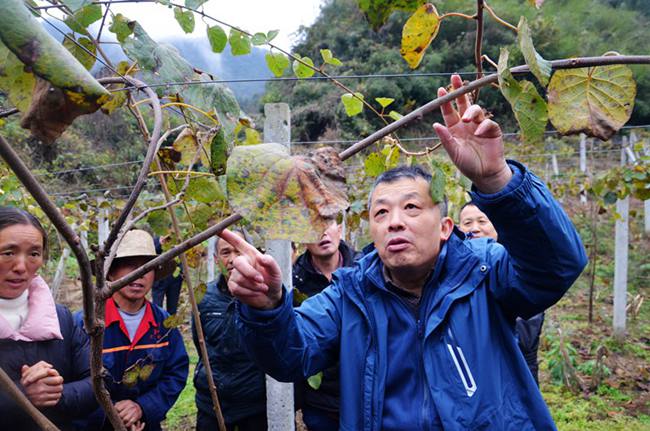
[0,276,63,342]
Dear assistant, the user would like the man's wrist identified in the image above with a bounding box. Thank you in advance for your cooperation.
[473,163,513,194]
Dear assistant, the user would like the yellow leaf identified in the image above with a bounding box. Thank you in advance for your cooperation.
[547,65,636,141]
[400,3,440,69]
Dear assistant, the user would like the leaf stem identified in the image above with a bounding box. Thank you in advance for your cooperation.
[160,102,219,124]
[483,1,518,33]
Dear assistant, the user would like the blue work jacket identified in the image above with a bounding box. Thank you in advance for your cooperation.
[75,299,189,430]
[236,161,588,431]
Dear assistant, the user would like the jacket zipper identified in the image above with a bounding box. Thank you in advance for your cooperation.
[445,326,477,397]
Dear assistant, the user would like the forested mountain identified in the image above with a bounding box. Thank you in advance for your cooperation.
[260,0,650,143]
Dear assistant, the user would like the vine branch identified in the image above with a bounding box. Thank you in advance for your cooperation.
[0,367,60,431]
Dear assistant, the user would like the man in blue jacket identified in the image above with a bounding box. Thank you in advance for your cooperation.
[219,75,588,430]
[192,230,267,431]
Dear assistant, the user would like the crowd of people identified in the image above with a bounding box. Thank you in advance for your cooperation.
[0,77,586,430]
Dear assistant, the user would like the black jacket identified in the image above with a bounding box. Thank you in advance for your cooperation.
[292,241,359,416]
[192,276,266,424]
[0,304,96,430]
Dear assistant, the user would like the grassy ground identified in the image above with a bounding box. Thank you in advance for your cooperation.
[163,331,198,431]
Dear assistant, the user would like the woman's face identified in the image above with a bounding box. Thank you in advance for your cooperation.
[0,224,44,299]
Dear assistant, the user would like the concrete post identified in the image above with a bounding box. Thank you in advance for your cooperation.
[263,103,295,431]
[207,236,216,283]
[613,147,629,340]
[579,134,587,204]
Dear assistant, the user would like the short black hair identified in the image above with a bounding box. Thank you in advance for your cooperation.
[0,206,48,259]
[368,165,448,217]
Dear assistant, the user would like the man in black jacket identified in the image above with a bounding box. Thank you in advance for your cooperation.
[292,221,358,430]
[192,230,266,431]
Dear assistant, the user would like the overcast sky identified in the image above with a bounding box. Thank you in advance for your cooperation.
[109,0,326,50]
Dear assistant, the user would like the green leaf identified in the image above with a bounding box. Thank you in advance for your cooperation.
[429,158,445,203]
[194,282,208,304]
[185,0,208,8]
[186,176,225,204]
[292,56,315,78]
[265,51,289,77]
[388,110,403,121]
[147,209,172,237]
[139,364,155,381]
[375,97,394,108]
[122,366,140,387]
[547,64,636,141]
[497,48,548,144]
[172,128,200,166]
[226,144,349,242]
[174,7,195,33]
[517,17,551,87]
[307,372,323,390]
[0,42,36,112]
[184,73,241,140]
[341,92,364,117]
[251,32,267,46]
[603,191,618,205]
[64,3,102,35]
[163,313,184,329]
[400,3,440,69]
[229,29,251,56]
[207,25,227,53]
[357,0,421,31]
[59,0,92,12]
[266,30,279,42]
[381,144,400,169]
[62,35,96,70]
[190,203,217,231]
[210,127,228,176]
[320,49,342,66]
[109,13,135,43]
[364,152,385,177]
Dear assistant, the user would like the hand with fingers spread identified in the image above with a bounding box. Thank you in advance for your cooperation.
[218,229,284,310]
[433,74,513,193]
[20,361,64,407]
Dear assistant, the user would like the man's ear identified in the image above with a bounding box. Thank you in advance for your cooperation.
[440,217,454,241]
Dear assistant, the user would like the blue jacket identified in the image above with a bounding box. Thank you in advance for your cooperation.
[0,304,96,431]
[236,161,588,431]
[192,276,266,424]
[75,299,189,431]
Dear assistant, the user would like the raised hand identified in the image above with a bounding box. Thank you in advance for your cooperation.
[218,229,283,310]
[433,74,512,193]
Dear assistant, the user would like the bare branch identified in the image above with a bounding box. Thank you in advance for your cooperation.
[0,108,19,119]
[105,214,242,295]
[98,76,163,271]
[473,0,485,102]
[0,367,60,431]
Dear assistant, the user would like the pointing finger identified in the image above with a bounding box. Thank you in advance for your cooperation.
[218,229,260,261]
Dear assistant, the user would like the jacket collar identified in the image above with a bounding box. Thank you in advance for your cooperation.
[106,297,157,346]
[295,240,357,277]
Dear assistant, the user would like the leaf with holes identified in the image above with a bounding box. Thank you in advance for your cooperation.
[227,144,348,242]
[547,65,636,141]
[341,93,364,116]
[109,13,135,43]
[292,56,315,79]
[229,29,251,56]
[207,25,227,53]
[320,49,342,66]
[357,0,422,31]
[174,7,195,33]
[498,48,548,144]
[517,17,551,86]
[62,35,96,70]
[265,51,289,77]
[400,3,440,69]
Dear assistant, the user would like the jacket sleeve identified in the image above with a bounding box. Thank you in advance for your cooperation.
[58,306,98,417]
[235,282,344,383]
[135,328,189,424]
[471,160,588,318]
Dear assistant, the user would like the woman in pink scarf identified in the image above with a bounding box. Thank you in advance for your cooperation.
[0,206,96,430]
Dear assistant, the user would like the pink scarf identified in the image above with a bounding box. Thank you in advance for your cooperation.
[0,276,63,341]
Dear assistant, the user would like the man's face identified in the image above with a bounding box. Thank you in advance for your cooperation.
[306,222,342,259]
[109,257,155,303]
[369,177,453,276]
[216,233,242,280]
[459,204,497,240]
